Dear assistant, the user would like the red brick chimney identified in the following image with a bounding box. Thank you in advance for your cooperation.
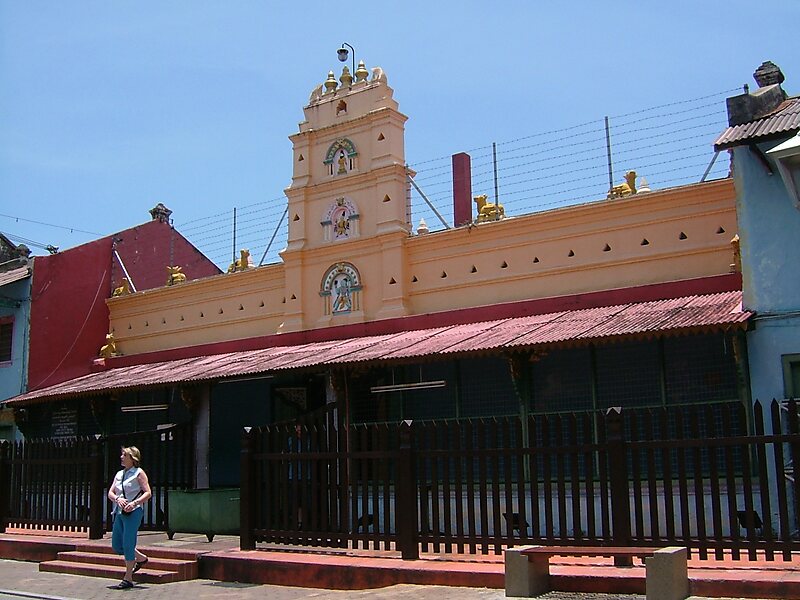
[452,153,472,227]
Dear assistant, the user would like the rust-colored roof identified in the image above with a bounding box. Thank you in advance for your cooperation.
[4,291,751,405]
[0,266,31,287]
[714,98,800,150]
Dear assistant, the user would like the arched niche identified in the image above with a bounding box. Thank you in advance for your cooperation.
[324,138,358,176]
[319,262,362,316]
[321,197,360,242]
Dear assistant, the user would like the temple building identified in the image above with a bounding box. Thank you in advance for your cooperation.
[4,60,750,487]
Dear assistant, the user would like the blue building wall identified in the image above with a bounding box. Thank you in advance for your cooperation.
[0,276,30,399]
[0,275,31,441]
[732,142,800,403]
[733,142,800,313]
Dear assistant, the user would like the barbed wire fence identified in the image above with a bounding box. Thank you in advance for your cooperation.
[176,87,739,270]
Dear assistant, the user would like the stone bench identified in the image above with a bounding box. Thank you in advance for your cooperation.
[504,545,688,600]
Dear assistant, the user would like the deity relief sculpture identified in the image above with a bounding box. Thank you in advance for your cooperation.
[335,212,350,238]
[474,194,505,222]
[332,275,353,313]
[166,265,186,286]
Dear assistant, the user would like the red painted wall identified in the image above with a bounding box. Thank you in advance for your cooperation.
[109,220,220,292]
[27,220,220,391]
[28,238,112,391]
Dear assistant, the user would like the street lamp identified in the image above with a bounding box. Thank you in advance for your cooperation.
[337,43,355,75]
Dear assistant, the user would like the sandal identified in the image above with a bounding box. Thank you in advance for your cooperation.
[114,579,134,589]
[133,557,148,573]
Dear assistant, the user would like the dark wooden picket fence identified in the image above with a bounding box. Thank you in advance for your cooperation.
[240,399,800,561]
[0,422,194,538]
[103,424,194,531]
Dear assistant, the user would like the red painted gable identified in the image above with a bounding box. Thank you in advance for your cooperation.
[109,220,220,292]
[27,219,220,391]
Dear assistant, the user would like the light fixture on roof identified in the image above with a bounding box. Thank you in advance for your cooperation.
[217,374,274,385]
[337,42,355,75]
[120,404,169,413]
[370,380,446,394]
[766,132,800,210]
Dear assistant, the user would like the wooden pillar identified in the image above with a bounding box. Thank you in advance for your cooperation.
[0,441,9,533]
[89,438,104,540]
[396,420,419,559]
[509,353,533,479]
[240,427,256,550]
[606,407,632,564]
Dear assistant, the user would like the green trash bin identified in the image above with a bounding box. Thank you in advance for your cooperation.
[167,488,240,542]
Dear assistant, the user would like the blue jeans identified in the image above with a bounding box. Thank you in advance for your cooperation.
[111,508,143,561]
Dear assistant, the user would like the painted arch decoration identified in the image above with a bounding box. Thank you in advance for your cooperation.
[324,138,358,175]
[320,262,362,315]
[321,197,360,241]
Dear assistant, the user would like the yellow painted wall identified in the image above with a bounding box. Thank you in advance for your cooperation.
[106,66,737,357]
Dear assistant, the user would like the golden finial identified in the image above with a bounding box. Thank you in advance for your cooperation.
[355,60,369,83]
[324,71,338,94]
[339,66,353,88]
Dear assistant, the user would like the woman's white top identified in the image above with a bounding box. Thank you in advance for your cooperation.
[112,467,143,514]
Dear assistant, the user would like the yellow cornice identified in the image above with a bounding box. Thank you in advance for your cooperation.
[287,162,409,197]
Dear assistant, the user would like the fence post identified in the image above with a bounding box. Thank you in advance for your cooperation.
[396,420,419,560]
[89,437,104,540]
[240,427,255,550]
[0,441,9,533]
[606,407,632,565]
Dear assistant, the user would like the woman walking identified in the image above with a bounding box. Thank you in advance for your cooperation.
[108,446,152,589]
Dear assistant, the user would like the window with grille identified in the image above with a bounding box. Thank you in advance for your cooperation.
[531,347,593,413]
[0,319,13,363]
[783,354,800,400]
[458,357,518,418]
[663,334,738,405]
[595,340,661,409]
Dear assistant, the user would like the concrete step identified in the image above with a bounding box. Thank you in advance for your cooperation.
[52,550,198,579]
[73,542,204,562]
[39,559,189,583]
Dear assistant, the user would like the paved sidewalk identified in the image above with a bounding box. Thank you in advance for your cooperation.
[0,559,777,600]
[2,559,502,600]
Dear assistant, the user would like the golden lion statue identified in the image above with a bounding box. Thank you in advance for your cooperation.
[112,278,132,297]
[166,265,186,286]
[607,170,638,199]
[227,249,253,273]
[474,194,505,223]
[98,333,118,359]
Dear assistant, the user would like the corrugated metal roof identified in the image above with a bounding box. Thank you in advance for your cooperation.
[0,266,31,287]
[714,98,800,150]
[4,290,751,405]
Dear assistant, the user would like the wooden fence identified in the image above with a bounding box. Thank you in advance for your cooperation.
[240,399,800,560]
[0,422,194,538]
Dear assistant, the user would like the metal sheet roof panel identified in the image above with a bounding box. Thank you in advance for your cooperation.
[5,291,752,405]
